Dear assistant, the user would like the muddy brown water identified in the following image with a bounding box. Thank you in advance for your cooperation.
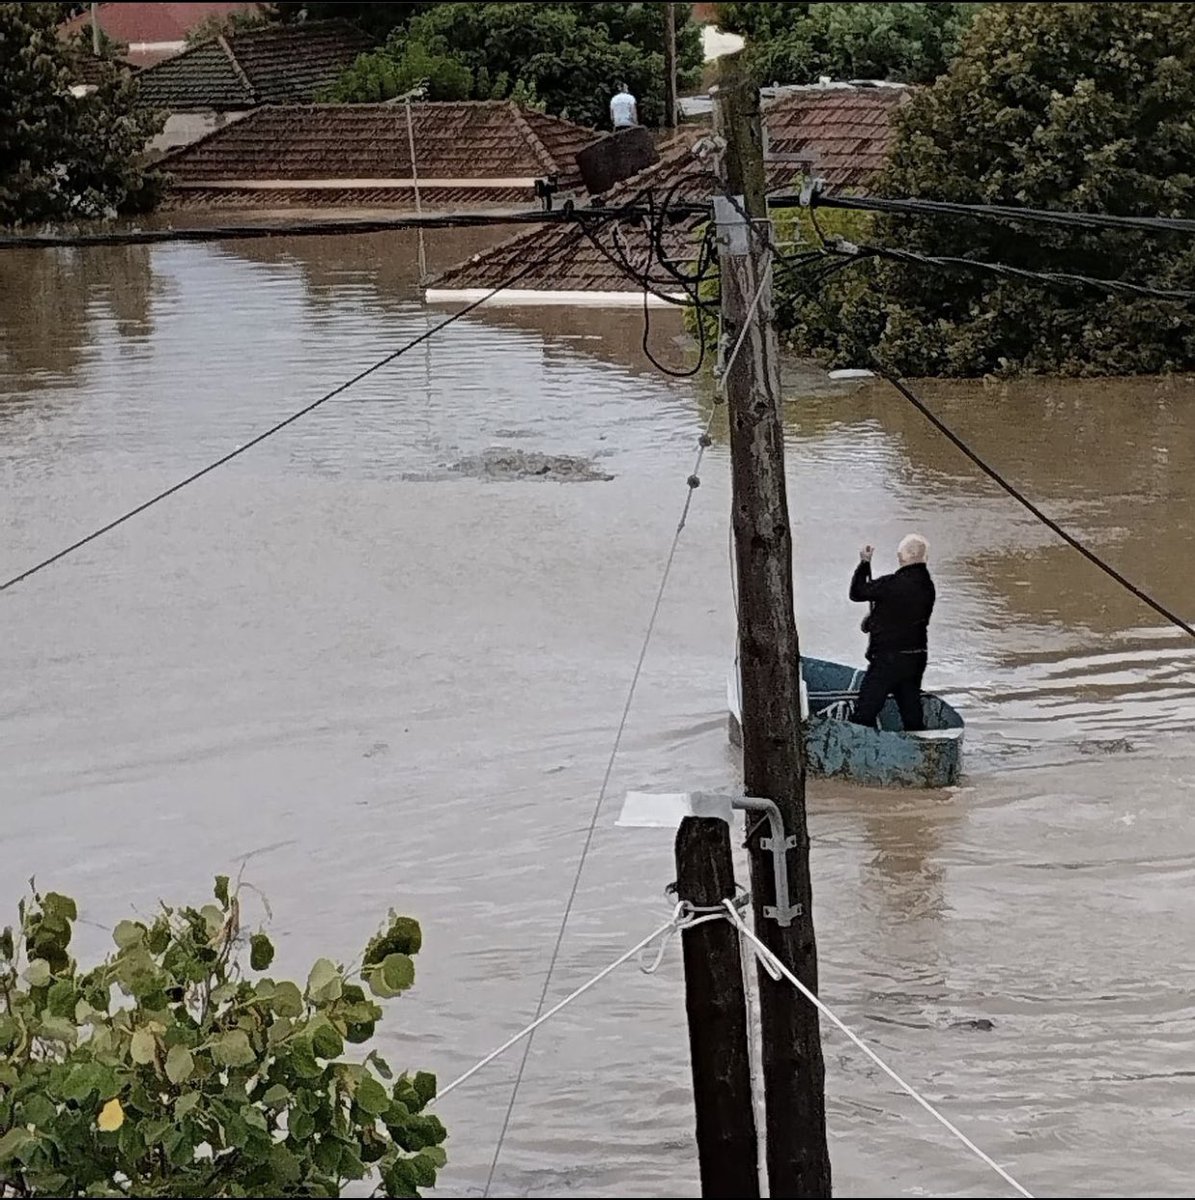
[3,228,1195,1197]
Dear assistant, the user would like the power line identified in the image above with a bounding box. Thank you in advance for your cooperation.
[0,203,708,252]
[771,189,1195,236]
[482,390,724,1196]
[0,223,597,594]
[828,240,1195,303]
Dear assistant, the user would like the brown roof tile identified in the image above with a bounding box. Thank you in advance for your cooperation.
[763,86,908,190]
[160,102,599,194]
[135,21,372,111]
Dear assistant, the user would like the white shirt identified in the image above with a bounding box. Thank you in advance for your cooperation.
[610,91,637,128]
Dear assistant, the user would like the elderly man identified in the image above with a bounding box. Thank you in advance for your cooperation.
[848,534,936,731]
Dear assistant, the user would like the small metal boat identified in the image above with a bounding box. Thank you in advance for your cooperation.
[727,655,964,789]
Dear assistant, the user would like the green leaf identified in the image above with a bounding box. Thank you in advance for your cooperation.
[43,892,78,923]
[367,1049,393,1080]
[289,1107,316,1141]
[214,875,230,906]
[24,957,52,987]
[175,1092,201,1119]
[286,1036,323,1081]
[270,1142,302,1185]
[165,1044,194,1085]
[212,1029,256,1069]
[249,933,275,972]
[0,1127,33,1163]
[382,953,415,993]
[19,1093,56,1128]
[130,1028,157,1065]
[364,915,423,965]
[413,1070,437,1107]
[311,1020,344,1061]
[262,1083,290,1106]
[422,1144,448,1168]
[242,1106,269,1133]
[61,1063,104,1103]
[355,1074,391,1117]
[113,920,145,950]
[306,957,342,1004]
[200,904,225,938]
[271,980,304,1018]
[38,1016,77,1045]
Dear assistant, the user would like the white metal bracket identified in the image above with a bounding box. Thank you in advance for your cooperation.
[713,195,750,257]
[617,790,804,927]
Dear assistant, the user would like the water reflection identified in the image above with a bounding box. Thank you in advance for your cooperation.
[0,247,157,396]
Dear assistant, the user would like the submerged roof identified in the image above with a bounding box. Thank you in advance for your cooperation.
[428,87,908,302]
[134,21,372,111]
[159,101,599,209]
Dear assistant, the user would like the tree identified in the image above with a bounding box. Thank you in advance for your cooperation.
[0,879,447,1197]
[715,2,982,85]
[324,3,704,128]
[0,3,163,227]
[781,1,1195,377]
[269,2,435,40]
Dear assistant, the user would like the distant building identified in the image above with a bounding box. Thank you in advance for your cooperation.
[57,3,262,68]
[428,85,911,307]
[134,20,373,154]
[158,101,600,213]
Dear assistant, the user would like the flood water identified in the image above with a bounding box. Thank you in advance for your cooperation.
[3,228,1195,1198]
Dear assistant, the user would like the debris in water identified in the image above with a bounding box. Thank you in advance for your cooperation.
[449,448,614,483]
[951,1018,995,1032]
[1077,738,1136,755]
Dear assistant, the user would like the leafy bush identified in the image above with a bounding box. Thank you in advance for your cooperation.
[0,879,446,1197]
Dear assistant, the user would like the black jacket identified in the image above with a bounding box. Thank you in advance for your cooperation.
[850,560,935,657]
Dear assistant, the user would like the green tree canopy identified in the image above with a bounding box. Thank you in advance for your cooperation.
[324,2,704,127]
[0,3,163,227]
[269,2,438,40]
[775,2,1195,377]
[715,2,982,85]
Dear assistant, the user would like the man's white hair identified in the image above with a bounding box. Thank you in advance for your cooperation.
[897,533,928,565]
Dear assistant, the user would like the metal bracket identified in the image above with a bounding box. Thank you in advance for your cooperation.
[712,195,750,257]
[616,790,804,927]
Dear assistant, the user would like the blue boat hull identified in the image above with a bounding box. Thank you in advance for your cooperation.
[727,656,964,789]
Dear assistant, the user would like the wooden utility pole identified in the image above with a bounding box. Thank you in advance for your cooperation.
[90,2,101,56]
[663,2,678,129]
[712,51,832,1198]
[674,817,759,1199]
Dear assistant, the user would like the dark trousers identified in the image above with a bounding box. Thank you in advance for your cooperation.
[851,651,927,731]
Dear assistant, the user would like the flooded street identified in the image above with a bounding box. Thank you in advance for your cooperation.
[3,228,1195,1197]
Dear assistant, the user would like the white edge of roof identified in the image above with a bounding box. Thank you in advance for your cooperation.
[423,288,685,308]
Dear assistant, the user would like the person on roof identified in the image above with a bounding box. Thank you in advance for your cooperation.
[610,82,638,129]
[848,533,936,731]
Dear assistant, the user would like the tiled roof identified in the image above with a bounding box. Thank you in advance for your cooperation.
[429,89,906,297]
[763,86,908,191]
[134,21,372,111]
[58,4,259,50]
[429,143,710,296]
[159,102,599,202]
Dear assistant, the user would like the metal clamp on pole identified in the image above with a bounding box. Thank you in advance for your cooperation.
[713,194,750,257]
[727,795,802,927]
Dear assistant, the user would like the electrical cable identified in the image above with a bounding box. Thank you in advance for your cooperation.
[770,190,1195,236]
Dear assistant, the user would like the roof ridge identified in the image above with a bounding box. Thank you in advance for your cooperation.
[216,33,257,105]
[508,103,559,176]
